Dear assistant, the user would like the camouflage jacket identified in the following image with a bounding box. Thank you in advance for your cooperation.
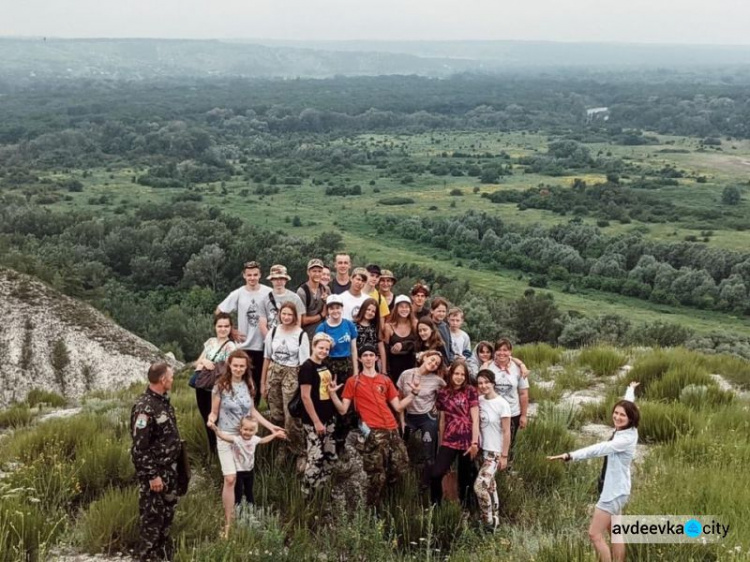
[130,387,182,481]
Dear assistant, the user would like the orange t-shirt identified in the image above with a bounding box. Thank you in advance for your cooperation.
[343,374,399,430]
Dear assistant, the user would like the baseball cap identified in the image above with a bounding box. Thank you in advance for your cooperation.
[394,295,412,306]
[267,264,291,280]
[326,294,344,306]
[307,258,324,270]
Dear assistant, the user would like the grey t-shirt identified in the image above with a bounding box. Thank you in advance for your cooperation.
[397,368,446,415]
[487,361,529,417]
[262,289,306,330]
[218,284,271,351]
[450,329,472,360]
[263,327,310,367]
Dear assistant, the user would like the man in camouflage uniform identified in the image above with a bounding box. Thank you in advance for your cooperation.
[130,362,182,562]
[327,345,418,506]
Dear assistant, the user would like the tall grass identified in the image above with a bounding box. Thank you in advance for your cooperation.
[554,366,592,392]
[75,486,140,554]
[26,388,67,408]
[0,403,34,429]
[515,343,564,368]
[576,346,628,377]
[0,494,66,562]
[637,402,696,444]
[699,353,750,390]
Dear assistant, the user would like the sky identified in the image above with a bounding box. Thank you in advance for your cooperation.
[2,0,750,46]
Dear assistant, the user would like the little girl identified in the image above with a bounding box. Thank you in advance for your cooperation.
[209,417,284,508]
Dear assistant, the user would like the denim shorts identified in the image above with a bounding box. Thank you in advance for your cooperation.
[596,494,629,515]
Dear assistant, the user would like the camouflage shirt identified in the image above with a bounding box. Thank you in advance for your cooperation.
[130,387,182,481]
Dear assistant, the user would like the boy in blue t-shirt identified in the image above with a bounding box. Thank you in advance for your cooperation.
[315,294,359,385]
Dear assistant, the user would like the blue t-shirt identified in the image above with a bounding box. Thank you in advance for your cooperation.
[316,319,358,358]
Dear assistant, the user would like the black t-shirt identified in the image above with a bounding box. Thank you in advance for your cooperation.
[331,278,351,295]
[298,359,336,425]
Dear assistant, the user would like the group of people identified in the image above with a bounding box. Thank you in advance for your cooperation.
[130,255,641,562]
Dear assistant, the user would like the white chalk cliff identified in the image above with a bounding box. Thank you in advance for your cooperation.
[0,268,181,407]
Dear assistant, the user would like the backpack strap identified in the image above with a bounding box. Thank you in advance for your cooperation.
[298,283,312,309]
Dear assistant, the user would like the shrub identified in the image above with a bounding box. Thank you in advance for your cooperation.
[76,487,140,555]
[449,188,464,196]
[378,196,415,206]
[74,435,135,500]
[679,385,734,410]
[577,346,627,377]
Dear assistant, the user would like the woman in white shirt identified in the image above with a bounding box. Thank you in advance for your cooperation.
[474,369,511,530]
[548,381,640,562]
[261,302,310,461]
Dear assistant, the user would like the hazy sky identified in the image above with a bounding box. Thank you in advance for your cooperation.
[3,0,750,45]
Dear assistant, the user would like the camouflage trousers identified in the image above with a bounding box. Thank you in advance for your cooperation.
[357,428,409,506]
[137,469,179,562]
[330,431,367,515]
[266,362,304,457]
[325,357,357,445]
[301,420,337,495]
[474,451,501,526]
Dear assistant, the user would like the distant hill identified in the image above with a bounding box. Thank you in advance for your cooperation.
[0,268,180,407]
[1,38,750,82]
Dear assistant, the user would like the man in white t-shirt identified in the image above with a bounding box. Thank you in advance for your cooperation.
[486,338,529,449]
[260,264,305,333]
[340,267,370,321]
[216,261,271,395]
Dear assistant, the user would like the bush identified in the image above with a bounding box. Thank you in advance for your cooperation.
[679,385,734,410]
[577,346,627,377]
[449,188,464,196]
[76,487,140,555]
[554,367,591,392]
[378,197,415,206]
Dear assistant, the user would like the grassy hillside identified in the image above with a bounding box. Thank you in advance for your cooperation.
[1,345,748,561]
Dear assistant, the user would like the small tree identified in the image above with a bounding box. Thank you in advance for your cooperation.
[722,185,741,205]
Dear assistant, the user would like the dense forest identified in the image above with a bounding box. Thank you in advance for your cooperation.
[1,72,749,360]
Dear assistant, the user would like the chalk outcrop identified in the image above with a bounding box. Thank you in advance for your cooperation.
[0,268,181,407]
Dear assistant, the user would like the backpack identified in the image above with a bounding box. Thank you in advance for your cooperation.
[297,283,313,310]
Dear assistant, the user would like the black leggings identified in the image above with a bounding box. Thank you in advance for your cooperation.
[195,388,217,454]
[234,470,255,505]
[430,445,477,507]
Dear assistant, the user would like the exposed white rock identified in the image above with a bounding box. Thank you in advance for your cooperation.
[0,268,181,408]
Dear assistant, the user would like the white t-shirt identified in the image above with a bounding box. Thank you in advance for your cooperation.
[450,329,471,360]
[262,289,306,330]
[479,395,512,453]
[218,285,272,351]
[263,327,310,367]
[340,291,369,322]
[231,435,262,472]
[487,361,529,417]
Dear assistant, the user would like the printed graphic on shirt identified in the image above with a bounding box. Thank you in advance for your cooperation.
[351,304,362,318]
[273,340,293,364]
[319,368,332,400]
[246,299,260,328]
[479,409,490,429]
